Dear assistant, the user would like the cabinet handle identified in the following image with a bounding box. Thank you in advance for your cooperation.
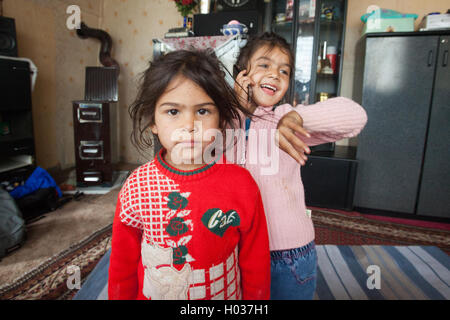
[443,50,449,67]
[83,148,99,154]
[84,177,100,182]
[13,146,29,151]
[81,111,98,116]
[427,50,434,67]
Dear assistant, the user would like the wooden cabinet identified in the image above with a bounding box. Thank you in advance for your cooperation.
[72,101,118,187]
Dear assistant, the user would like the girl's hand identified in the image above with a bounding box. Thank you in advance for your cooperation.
[234,69,255,111]
[276,111,311,165]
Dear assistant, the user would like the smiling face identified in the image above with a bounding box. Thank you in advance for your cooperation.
[246,45,292,108]
[151,75,220,170]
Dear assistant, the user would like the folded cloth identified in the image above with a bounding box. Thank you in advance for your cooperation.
[9,166,62,199]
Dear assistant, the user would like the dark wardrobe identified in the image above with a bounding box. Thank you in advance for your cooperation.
[352,31,450,218]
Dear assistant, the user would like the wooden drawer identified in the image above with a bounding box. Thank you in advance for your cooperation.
[77,104,102,123]
[80,170,103,185]
[79,141,104,160]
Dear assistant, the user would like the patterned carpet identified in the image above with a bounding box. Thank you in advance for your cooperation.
[0,209,448,300]
[313,209,450,255]
[0,224,112,300]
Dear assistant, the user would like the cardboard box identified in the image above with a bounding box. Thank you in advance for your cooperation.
[418,14,450,31]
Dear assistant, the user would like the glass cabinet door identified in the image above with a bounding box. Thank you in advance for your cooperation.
[271,0,296,45]
[270,0,346,106]
[313,0,346,104]
[293,0,316,105]
[271,0,315,105]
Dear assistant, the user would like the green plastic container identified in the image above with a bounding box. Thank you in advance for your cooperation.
[361,9,418,35]
[363,17,416,34]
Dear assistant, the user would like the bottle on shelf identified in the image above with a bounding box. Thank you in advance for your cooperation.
[326,46,338,74]
[317,55,322,73]
[319,41,333,75]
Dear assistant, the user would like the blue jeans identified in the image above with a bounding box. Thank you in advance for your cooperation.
[270,241,317,300]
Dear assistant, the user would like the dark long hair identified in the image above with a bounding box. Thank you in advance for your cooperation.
[236,32,295,78]
[129,49,252,151]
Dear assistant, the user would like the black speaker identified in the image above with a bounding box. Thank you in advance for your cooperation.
[216,0,262,11]
[0,17,18,57]
[194,10,262,36]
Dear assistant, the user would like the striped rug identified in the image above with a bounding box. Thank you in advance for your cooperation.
[314,245,450,300]
[74,245,450,300]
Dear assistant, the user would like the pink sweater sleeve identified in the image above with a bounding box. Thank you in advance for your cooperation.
[275,97,368,146]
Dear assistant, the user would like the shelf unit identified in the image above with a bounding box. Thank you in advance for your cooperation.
[268,0,347,106]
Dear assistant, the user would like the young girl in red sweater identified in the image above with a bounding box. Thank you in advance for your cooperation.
[108,50,271,300]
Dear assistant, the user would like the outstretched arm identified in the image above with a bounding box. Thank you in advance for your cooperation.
[276,97,368,164]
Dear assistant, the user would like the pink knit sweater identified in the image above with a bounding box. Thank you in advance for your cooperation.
[230,97,368,251]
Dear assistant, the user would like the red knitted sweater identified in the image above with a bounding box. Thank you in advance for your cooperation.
[108,149,270,300]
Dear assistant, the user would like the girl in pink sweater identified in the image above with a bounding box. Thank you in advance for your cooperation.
[233,32,367,300]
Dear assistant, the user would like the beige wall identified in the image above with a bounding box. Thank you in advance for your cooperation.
[100,0,184,164]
